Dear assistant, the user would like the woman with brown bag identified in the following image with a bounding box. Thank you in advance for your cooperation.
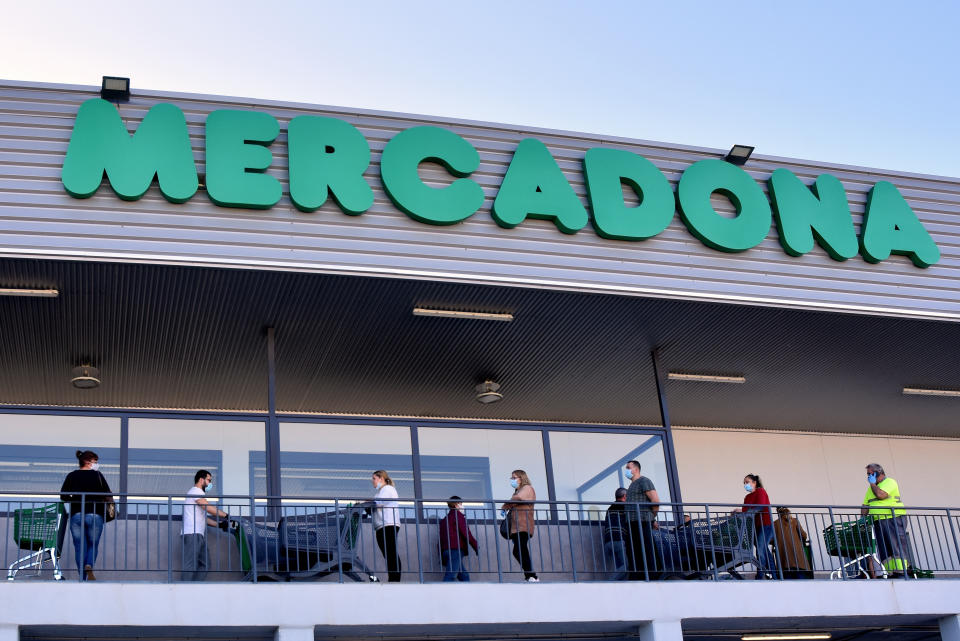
[501,469,539,582]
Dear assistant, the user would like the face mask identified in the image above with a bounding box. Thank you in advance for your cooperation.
[509,479,519,489]
[744,483,754,492]
[374,481,382,490]
[867,473,878,484]
[91,462,100,471]
[204,482,213,493]
[625,469,634,480]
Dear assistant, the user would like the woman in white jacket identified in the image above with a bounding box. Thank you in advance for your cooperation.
[371,470,402,582]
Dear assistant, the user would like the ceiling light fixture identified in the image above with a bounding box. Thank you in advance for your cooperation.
[903,387,960,398]
[741,634,832,641]
[71,365,101,390]
[475,381,503,404]
[413,308,513,322]
[0,288,59,297]
[668,372,746,384]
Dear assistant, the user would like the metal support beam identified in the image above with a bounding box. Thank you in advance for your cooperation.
[265,327,282,519]
[651,348,683,507]
[941,615,960,641]
[119,415,129,517]
[639,620,683,641]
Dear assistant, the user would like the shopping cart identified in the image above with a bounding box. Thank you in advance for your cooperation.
[688,513,760,579]
[7,502,65,581]
[823,518,885,579]
[234,503,377,582]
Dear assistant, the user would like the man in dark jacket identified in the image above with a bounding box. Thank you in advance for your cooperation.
[603,488,629,579]
[438,496,479,581]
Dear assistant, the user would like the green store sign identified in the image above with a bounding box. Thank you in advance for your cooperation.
[61,99,941,268]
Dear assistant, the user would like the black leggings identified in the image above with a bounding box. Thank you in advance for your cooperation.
[375,526,402,582]
[509,532,537,579]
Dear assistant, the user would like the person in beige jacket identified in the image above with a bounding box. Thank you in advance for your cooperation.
[501,469,539,582]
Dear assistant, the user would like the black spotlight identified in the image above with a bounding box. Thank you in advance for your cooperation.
[724,144,754,166]
[100,76,131,102]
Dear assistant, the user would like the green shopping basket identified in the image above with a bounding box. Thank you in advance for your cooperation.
[8,502,65,580]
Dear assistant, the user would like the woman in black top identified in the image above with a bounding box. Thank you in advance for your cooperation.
[60,450,112,581]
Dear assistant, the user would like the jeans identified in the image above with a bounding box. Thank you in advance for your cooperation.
[509,532,537,579]
[755,523,777,577]
[375,526,402,582]
[627,521,657,580]
[69,513,104,580]
[441,549,470,582]
[603,539,628,580]
[181,534,208,581]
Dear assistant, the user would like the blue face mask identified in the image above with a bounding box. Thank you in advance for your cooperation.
[510,478,519,489]
[744,483,754,493]
[867,473,878,484]
[625,468,634,480]
[204,482,213,493]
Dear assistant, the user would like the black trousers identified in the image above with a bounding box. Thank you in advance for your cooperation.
[375,526,402,582]
[626,521,657,580]
[509,531,537,579]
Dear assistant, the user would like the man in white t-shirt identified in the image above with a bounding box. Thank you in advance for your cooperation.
[182,469,228,581]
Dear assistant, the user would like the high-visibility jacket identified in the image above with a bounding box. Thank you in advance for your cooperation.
[863,477,906,519]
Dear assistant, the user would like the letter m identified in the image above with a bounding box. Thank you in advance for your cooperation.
[62,99,198,202]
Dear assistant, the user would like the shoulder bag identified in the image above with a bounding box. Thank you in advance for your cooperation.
[99,472,116,522]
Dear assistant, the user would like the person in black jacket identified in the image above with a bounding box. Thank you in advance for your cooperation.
[60,450,113,581]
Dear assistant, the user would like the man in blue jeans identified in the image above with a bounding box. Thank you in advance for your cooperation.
[438,496,478,581]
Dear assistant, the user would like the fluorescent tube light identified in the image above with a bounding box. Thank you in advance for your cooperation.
[413,308,513,321]
[0,288,58,297]
[668,372,745,384]
[741,634,831,641]
[903,387,960,398]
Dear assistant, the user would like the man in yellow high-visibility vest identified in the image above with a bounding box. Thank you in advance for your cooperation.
[860,463,912,578]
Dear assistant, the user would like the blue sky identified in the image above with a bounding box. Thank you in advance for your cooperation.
[4,1,959,177]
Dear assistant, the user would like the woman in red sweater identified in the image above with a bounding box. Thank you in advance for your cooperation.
[737,474,776,579]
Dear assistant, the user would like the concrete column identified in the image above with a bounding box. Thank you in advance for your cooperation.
[639,620,683,641]
[940,615,960,641]
[0,625,18,641]
[274,626,313,641]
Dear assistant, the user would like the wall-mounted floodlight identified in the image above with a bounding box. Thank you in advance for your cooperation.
[413,307,513,322]
[724,144,754,166]
[903,386,960,398]
[668,372,746,384]
[100,76,130,102]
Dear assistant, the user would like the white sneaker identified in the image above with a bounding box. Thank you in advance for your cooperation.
[526,577,540,583]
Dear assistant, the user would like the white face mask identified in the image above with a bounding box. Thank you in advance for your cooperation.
[91,462,100,471]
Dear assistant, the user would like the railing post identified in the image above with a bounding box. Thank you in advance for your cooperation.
[493,502,504,583]
[704,504,718,581]
[250,495,258,583]
[336,499,343,584]
[946,508,960,574]
[565,502,577,582]
[78,494,86,582]
[827,506,842,580]
[167,496,174,583]
[414,499,424,584]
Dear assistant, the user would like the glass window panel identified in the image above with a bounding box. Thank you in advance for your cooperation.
[253,423,413,498]
[0,414,120,495]
[548,431,671,511]
[417,427,547,502]
[129,419,263,497]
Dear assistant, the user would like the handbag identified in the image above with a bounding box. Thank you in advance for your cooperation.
[499,509,511,539]
[99,472,116,523]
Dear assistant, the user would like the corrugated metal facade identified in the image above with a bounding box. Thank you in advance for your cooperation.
[1,80,958,320]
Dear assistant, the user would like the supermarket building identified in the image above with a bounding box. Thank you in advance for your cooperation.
[0,79,959,641]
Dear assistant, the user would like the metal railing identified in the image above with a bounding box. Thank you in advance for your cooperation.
[3,492,958,583]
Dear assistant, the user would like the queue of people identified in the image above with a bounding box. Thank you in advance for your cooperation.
[58,449,913,583]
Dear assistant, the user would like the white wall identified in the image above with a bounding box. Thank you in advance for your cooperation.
[0,413,120,448]
[673,427,958,508]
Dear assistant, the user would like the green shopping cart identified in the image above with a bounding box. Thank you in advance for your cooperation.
[823,518,885,580]
[7,503,65,581]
